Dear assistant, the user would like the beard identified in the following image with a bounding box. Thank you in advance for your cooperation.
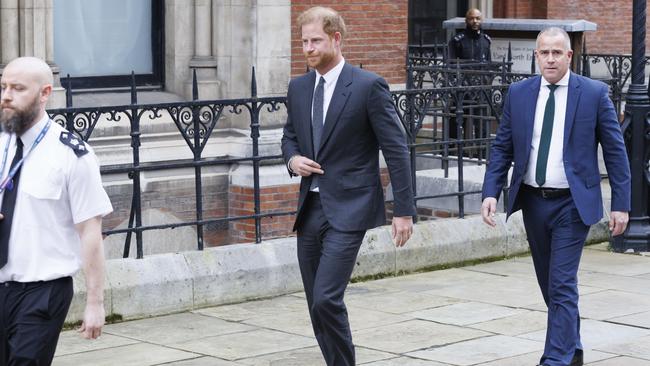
[306,48,337,71]
[0,94,40,135]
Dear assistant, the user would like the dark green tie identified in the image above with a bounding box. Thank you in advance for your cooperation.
[535,84,559,187]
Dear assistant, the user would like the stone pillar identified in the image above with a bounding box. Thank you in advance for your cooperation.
[1,0,20,65]
[186,0,219,100]
[254,0,291,97]
[39,0,64,108]
[19,0,34,56]
[164,0,193,98]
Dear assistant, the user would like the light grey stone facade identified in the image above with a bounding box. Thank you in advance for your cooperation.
[0,0,292,109]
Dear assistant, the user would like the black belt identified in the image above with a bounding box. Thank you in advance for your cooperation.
[0,276,71,290]
[522,184,571,199]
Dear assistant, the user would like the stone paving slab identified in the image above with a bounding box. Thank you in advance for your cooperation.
[467,309,548,336]
[53,343,200,366]
[344,286,463,314]
[54,245,650,365]
[589,356,650,365]
[579,271,650,296]
[422,273,546,308]
[169,329,316,361]
[239,346,394,366]
[407,334,544,365]
[104,312,256,344]
[478,349,618,365]
[609,310,650,328]
[408,301,527,326]
[192,295,307,322]
[54,332,139,357]
[596,335,650,361]
[578,251,650,276]
[353,319,490,354]
[362,356,451,365]
[519,319,650,349]
[578,290,650,320]
[162,357,245,365]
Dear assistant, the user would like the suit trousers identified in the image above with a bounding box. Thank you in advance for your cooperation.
[0,276,73,366]
[520,187,590,366]
[297,192,365,366]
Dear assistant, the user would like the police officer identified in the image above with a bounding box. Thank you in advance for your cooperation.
[448,8,492,62]
[0,57,113,365]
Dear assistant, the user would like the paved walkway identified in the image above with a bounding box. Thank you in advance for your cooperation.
[53,243,650,365]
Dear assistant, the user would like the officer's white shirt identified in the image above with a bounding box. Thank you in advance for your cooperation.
[524,69,571,188]
[0,115,113,282]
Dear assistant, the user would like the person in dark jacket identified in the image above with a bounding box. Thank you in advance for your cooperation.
[448,8,492,62]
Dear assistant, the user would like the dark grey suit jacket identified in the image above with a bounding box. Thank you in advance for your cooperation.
[281,63,416,232]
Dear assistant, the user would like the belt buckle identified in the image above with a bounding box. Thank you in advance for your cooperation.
[540,189,551,199]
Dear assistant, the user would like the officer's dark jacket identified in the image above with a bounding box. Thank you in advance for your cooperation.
[448,27,491,62]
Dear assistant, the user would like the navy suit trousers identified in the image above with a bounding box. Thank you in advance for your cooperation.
[520,187,590,366]
[297,193,365,366]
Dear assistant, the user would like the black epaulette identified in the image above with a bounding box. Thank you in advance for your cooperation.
[59,131,89,157]
[453,33,465,42]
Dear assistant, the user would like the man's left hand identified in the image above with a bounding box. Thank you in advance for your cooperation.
[79,301,105,339]
[609,211,629,236]
[392,216,413,247]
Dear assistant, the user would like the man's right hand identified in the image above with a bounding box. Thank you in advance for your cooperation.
[481,197,497,227]
[290,155,324,177]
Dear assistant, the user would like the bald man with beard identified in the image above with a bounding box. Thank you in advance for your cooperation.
[0,57,112,365]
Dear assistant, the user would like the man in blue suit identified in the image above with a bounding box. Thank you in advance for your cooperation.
[281,6,416,366]
[481,27,630,366]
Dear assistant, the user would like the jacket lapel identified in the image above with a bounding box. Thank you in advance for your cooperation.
[319,63,352,152]
[523,76,541,155]
[563,72,582,149]
[302,72,317,158]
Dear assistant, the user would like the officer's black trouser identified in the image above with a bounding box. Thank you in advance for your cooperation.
[0,276,73,366]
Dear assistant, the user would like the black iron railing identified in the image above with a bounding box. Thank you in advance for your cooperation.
[581,53,650,116]
[48,65,520,258]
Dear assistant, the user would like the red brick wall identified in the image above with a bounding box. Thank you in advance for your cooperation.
[547,0,641,54]
[103,182,231,248]
[229,185,300,244]
[495,0,648,54]
[291,1,408,84]
[493,0,547,18]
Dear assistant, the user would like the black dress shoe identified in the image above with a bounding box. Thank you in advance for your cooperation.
[570,349,584,366]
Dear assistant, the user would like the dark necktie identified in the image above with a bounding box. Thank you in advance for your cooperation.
[535,84,559,187]
[0,138,23,268]
[310,76,325,190]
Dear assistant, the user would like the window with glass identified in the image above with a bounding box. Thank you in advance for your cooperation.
[53,0,163,89]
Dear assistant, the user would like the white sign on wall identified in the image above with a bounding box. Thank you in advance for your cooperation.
[491,38,538,74]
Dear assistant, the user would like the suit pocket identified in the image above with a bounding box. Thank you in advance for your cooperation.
[341,173,378,190]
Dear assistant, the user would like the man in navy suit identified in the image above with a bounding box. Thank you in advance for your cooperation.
[281,6,416,366]
[481,27,630,366]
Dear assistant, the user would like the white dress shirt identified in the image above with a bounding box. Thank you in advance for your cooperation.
[524,70,571,188]
[309,58,345,192]
[312,57,346,122]
[0,115,113,282]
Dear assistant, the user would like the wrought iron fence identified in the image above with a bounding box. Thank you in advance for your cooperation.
[38,44,650,260]
[581,53,650,116]
[49,70,290,258]
[48,66,515,258]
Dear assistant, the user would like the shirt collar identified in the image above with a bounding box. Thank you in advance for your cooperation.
[541,69,570,87]
[316,57,345,86]
[19,114,49,148]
